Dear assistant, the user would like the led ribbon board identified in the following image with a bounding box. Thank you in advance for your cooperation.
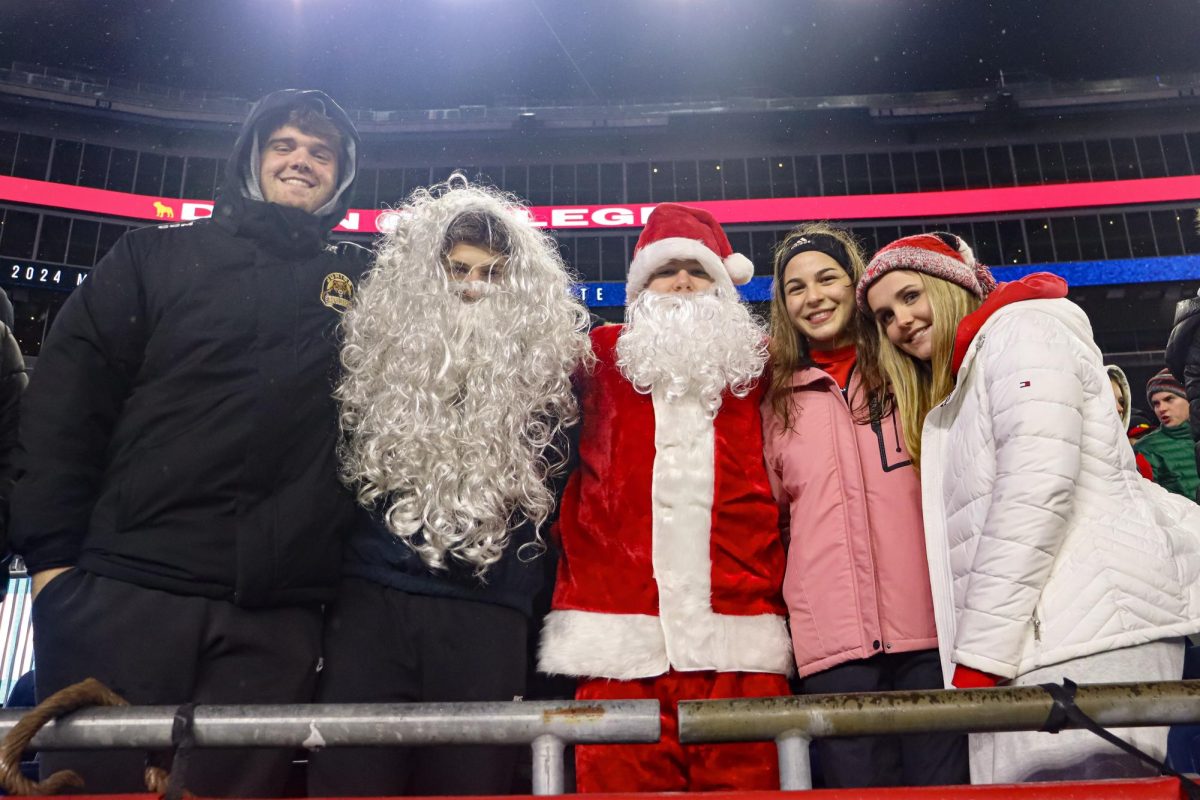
[2,174,1200,231]
[3,174,1198,302]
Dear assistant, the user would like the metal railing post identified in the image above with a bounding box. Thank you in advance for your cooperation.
[774,729,812,791]
[531,733,565,795]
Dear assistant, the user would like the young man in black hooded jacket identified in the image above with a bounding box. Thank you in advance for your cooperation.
[10,89,369,796]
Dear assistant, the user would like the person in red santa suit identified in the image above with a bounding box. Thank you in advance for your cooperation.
[538,203,792,792]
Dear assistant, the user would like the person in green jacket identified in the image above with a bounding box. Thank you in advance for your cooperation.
[1135,368,1200,501]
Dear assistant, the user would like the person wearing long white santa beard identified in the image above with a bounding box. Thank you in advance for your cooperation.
[308,177,592,796]
[538,203,792,793]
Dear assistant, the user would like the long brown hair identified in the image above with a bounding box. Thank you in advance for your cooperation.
[766,222,891,430]
[871,273,982,468]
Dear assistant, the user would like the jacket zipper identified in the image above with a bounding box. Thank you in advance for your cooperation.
[827,364,885,654]
[920,416,957,684]
[1032,608,1041,642]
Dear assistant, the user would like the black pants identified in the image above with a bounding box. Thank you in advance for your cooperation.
[801,648,969,788]
[32,569,321,797]
[306,577,528,796]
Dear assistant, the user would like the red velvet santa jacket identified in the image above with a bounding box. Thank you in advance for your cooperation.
[538,325,792,680]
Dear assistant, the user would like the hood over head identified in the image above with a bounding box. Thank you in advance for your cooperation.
[219,89,360,233]
[1106,364,1133,429]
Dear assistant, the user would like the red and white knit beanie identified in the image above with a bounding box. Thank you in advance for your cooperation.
[626,203,754,302]
[856,232,997,313]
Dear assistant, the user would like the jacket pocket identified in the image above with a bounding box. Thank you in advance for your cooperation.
[116,437,234,533]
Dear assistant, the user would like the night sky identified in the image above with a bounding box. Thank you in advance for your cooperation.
[3,0,1199,108]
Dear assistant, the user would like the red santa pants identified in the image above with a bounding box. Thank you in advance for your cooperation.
[575,669,789,792]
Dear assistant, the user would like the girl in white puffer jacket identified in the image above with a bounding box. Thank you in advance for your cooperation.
[858,232,1200,785]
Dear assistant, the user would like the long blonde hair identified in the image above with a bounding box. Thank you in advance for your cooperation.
[767,222,890,429]
[872,273,983,468]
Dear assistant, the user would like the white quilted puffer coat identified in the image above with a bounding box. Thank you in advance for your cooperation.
[921,290,1200,685]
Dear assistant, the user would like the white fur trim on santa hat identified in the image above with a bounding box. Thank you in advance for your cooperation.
[626,237,732,301]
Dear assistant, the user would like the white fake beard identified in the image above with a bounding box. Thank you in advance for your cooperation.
[340,279,581,576]
[616,288,768,417]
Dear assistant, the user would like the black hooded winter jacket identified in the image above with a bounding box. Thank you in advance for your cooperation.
[11,90,370,607]
[1166,290,1200,503]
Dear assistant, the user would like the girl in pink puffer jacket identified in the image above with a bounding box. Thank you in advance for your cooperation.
[762,223,967,789]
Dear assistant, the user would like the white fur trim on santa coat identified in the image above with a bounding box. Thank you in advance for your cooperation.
[538,610,669,680]
[626,237,733,301]
[538,607,793,679]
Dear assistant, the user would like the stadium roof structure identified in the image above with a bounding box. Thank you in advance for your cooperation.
[4,0,1198,110]
[4,62,1200,134]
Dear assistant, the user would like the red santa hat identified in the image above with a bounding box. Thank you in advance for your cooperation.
[626,204,754,302]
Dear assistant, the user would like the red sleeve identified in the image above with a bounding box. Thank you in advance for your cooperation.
[1136,452,1154,481]
[952,664,1002,689]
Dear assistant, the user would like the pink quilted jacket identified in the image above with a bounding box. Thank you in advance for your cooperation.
[762,365,938,678]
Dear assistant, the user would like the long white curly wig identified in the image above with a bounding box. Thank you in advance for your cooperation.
[337,175,592,575]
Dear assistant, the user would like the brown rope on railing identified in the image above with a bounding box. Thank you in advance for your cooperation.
[0,677,192,797]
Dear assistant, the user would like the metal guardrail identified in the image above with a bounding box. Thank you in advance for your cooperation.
[0,678,1195,792]
[678,680,1200,790]
[0,699,661,795]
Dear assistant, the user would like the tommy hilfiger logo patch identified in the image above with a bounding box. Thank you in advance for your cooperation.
[1019,380,1031,388]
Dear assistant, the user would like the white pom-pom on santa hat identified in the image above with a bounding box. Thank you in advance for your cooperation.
[626,203,754,302]
[723,252,754,285]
